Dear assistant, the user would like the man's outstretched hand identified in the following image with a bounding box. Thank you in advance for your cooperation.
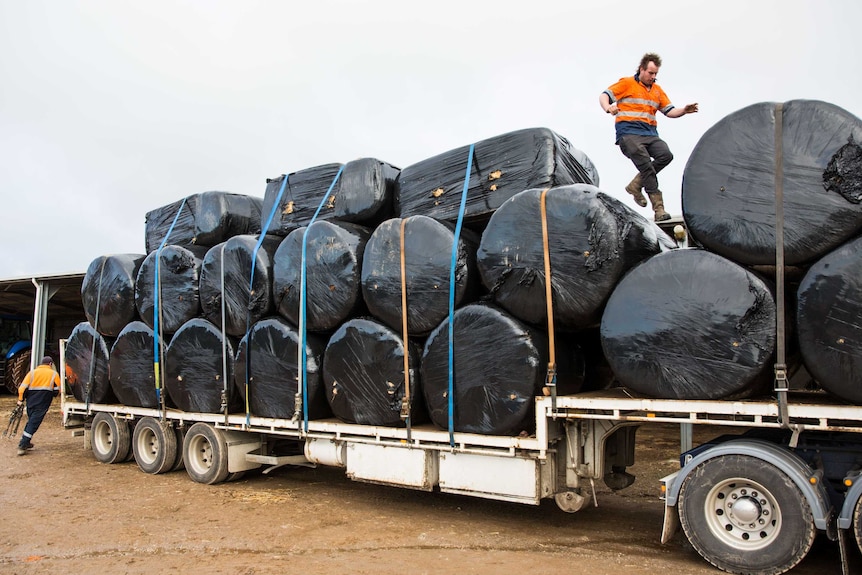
[684,103,699,114]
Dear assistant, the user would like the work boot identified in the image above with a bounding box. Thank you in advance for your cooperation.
[647,192,671,222]
[625,174,647,207]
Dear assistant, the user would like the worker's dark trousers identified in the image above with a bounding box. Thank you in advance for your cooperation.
[618,135,673,194]
[19,390,54,448]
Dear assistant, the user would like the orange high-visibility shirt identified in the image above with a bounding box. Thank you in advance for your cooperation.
[603,74,674,143]
[18,364,61,401]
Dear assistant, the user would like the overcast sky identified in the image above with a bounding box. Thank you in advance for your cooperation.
[1,0,859,278]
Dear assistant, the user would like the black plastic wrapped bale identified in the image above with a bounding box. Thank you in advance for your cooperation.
[199,234,281,337]
[600,249,777,400]
[361,215,481,336]
[109,321,160,408]
[144,191,264,253]
[65,321,114,404]
[234,317,329,420]
[395,127,600,225]
[421,303,583,435]
[478,185,674,331]
[135,245,209,334]
[262,159,399,235]
[165,318,239,413]
[797,236,862,403]
[682,99,862,265]
[323,317,425,426]
[82,254,146,337]
[273,220,370,332]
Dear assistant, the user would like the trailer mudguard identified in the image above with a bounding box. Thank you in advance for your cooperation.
[838,472,862,530]
[664,438,832,531]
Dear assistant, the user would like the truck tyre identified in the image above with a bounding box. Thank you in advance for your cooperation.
[91,412,131,464]
[854,494,862,554]
[132,417,178,474]
[171,427,186,471]
[182,422,230,485]
[678,454,816,575]
[4,349,30,394]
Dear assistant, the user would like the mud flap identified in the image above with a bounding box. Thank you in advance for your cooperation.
[660,471,680,544]
[661,502,680,544]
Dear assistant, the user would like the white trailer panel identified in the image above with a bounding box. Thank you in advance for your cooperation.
[438,451,550,505]
[345,443,438,490]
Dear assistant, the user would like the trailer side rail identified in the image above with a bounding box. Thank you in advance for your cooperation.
[63,398,558,459]
[545,392,862,432]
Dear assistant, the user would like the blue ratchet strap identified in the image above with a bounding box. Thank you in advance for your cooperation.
[447,144,475,447]
[300,166,344,433]
[153,197,187,418]
[244,175,289,425]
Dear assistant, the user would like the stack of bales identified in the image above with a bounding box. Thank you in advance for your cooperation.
[600,99,862,402]
[71,105,862,435]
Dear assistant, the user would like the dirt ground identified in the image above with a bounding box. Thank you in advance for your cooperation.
[0,395,857,575]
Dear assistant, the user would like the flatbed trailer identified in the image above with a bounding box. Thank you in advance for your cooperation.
[62,381,862,575]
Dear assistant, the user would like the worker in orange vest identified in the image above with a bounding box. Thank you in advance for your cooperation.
[16,355,61,456]
[600,52,698,221]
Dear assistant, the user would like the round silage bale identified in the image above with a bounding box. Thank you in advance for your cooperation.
[682,99,862,265]
[797,235,862,403]
[82,254,146,337]
[135,244,208,334]
[65,321,114,404]
[421,303,583,435]
[233,317,329,420]
[361,215,480,336]
[600,249,776,400]
[273,220,370,333]
[198,234,280,337]
[164,318,239,413]
[478,184,672,331]
[322,317,424,426]
[109,321,160,408]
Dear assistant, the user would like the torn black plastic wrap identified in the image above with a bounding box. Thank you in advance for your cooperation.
[361,215,480,336]
[135,245,208,334]
[144,191,263,253]
[682,99,862,265]
[273,221,370,333]
[395,128,599,225]
[421,303,583,435]
[797,236,862,404]
[600,249,776,400]
[109,321,162,408]
[65,321,114,404]
[262,158,398,235]
[323,317,425,426]
[478,185,673,331]
[199,234,280,337]
[82,254,146,337]
[165,318,239,413]
[233,317,329,420]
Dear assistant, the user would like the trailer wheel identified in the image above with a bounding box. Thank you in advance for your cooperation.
[132,417,178,474]
[90,412,131,464]
[853,494,862,554]
[678,455,815,575]
[171,427,186,471]
[182,422,230,485]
